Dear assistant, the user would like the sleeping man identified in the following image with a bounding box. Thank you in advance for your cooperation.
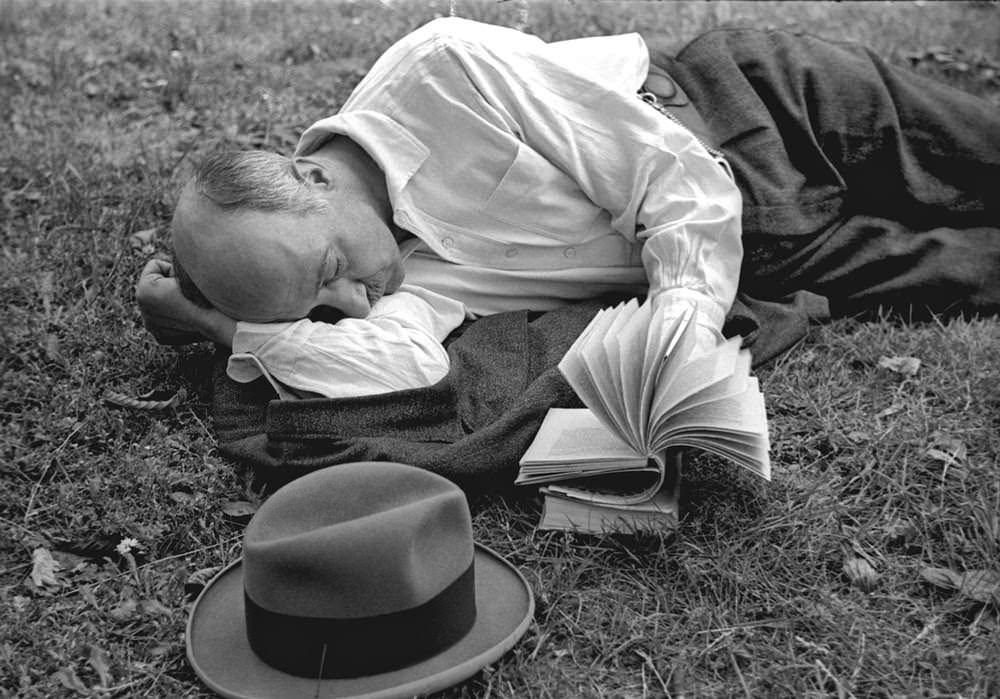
[135,18,998,483]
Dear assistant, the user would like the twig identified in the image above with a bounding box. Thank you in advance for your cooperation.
[23,418,88,523]
[729,646,751,698]
[634,649,669,697]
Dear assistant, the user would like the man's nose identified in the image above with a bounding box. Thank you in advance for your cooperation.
[322,279,371,318]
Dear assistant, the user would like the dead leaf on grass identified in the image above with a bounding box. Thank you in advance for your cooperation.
[109,597,138,623]
[44,333,64,364]
[88,644,112,688]
[185,566,223,600]
[876,403,905,420]
[50,549,93,574]
[921,566,1000,605]
[38,271,54,318]
[52,666,88,693]
[104,387,186,411]
[222,500,258,524]
[129,227,158,255]
[140,598,173,617]
[29,547,61,589]
[959,570,1000,605]
[843,556,879,591]
[878,355,921,376]
[924,432,967,469]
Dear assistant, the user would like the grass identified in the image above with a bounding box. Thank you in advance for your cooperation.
[2,0,999,696]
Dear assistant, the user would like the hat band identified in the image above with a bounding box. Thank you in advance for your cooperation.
[244,561,477,678]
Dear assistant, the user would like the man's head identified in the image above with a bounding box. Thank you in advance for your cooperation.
[171,149,404,323]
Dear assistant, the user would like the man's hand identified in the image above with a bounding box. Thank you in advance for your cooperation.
[135,259,236,347]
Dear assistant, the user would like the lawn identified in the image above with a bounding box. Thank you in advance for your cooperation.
[2,0,999,697]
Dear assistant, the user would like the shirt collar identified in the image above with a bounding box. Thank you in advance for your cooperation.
[295,110,429,199]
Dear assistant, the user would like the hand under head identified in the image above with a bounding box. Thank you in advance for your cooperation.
[170,150,404,323]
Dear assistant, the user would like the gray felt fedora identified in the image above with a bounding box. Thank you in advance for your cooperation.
[186,461,534,698]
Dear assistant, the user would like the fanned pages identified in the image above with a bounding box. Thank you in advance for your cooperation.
[518,297,771,534]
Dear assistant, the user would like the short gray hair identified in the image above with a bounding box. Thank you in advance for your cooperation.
[173,149,327,308]
[192,149,327,215]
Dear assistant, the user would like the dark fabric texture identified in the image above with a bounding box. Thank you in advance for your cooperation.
[659,28,1000,326]
[214,28,999,489]
[215,300,614,492]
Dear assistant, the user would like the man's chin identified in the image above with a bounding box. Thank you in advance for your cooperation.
[385,263,405,296]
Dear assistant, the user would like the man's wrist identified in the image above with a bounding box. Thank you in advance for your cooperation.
[196,308,237,347]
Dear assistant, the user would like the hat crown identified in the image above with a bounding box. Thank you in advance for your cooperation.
[243,462,474,618]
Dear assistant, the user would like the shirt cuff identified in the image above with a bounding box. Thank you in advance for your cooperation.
[226,352,304,401]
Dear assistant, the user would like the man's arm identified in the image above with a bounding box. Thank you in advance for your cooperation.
[425,19,742,350]
[135,258,237,347]
[227,287,466,399]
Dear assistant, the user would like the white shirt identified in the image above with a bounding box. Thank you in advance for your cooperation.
[298,17,742,332]
[232,17,743,397]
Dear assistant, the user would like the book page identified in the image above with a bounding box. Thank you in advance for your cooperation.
[649,362,749,438]
[651,378,771,479]
[637,309,688,446]
[519,408,640,463]
[559,307,635,447]
[650,336,743,421]
[596,300,641,442]
[617,300,654,444]
[650,305,697,402]
[516,409,648,485]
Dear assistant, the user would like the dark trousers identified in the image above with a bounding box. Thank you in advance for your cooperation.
[657,28,1000,322]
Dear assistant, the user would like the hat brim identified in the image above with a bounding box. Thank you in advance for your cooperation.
[186,544,534,699]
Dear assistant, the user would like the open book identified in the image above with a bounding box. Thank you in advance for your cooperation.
[516,299,770,534]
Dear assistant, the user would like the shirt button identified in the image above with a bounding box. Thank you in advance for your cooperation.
[441,237,454,248]
[505,248,518,258]
[564,247,577,258]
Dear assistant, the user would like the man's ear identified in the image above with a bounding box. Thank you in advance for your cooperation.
[295,158,333,189]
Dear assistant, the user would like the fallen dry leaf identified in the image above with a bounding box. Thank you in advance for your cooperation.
[958,570,1000,605]
[921,566,1000,605]
[129,227,158,255]
[921,566,962,589]
[185,566,223,600]
[38,271,54,318]
[109,597,138,623]
[876,403,905,420]
[29,547,61,589]
[88,644,112,688]
[878,355,921,376]
[140,599,173,617]
[924,432,967,468]
[222,500,258,524]
[844,556,879,591]
[104,387,186,411]
[52,666,87,693]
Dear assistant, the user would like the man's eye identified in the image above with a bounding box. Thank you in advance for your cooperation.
[321,259,340,286]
